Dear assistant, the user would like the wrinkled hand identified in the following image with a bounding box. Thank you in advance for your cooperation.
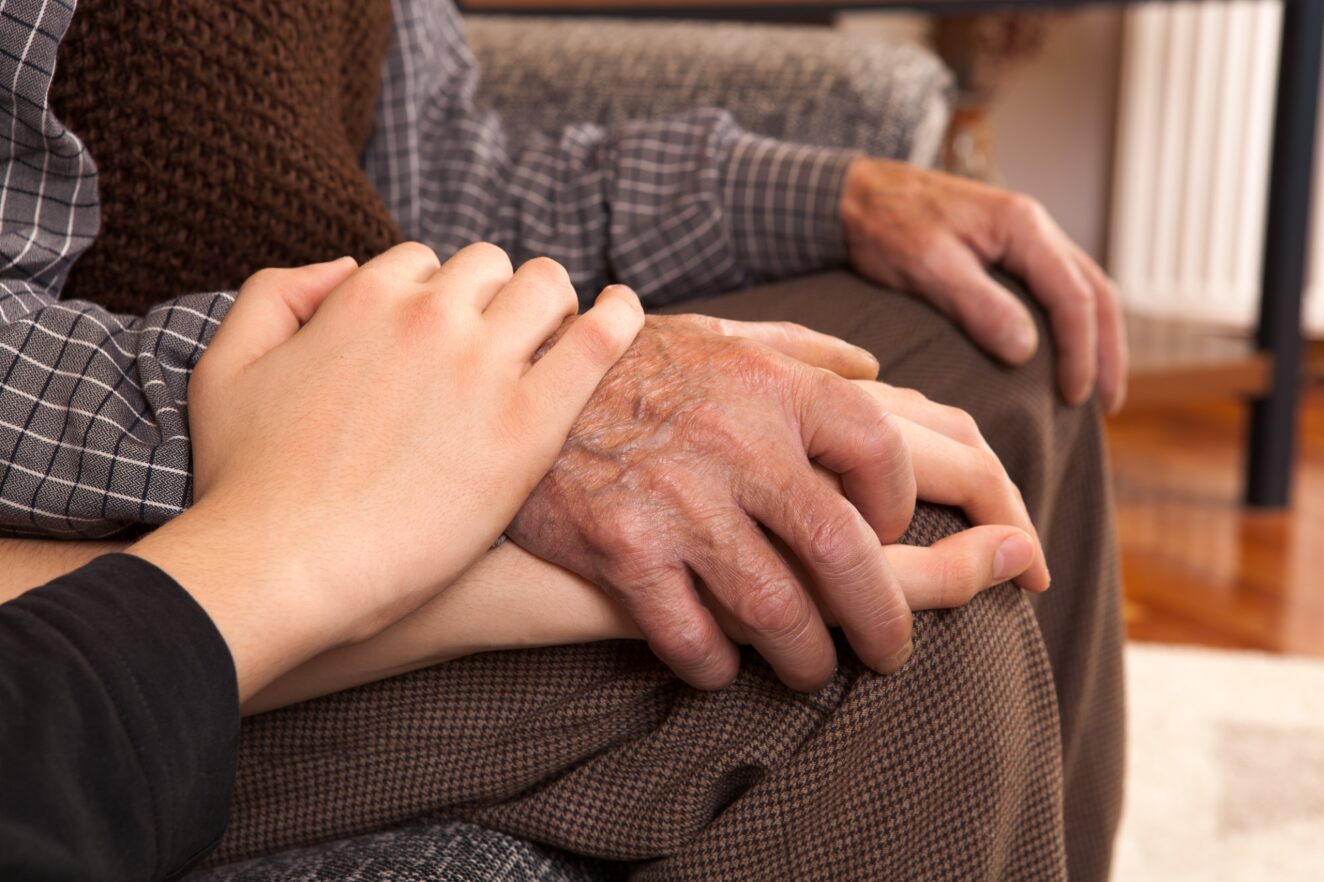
[841,157,1128,413]
[507,315,1048,692]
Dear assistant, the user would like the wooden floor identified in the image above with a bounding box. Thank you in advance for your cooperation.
[1108,383,1324,656]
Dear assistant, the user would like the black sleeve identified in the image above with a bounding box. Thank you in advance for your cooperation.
[0,554,239,881]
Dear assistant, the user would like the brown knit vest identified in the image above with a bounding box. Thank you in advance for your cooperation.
[48,0,403,314]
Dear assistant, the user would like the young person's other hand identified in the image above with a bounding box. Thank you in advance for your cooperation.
[131,243,643,699]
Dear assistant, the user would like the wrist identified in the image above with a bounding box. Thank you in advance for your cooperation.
[127,498,333,700]
[839,156,876,244]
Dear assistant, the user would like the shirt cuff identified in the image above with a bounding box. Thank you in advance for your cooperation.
[721,133,858,281]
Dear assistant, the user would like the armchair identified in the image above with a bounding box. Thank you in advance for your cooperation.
[465,15,952,165]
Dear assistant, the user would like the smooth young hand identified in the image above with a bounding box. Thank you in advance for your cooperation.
[131,243,644,698]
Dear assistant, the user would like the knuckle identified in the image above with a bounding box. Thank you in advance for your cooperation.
[1006,193,1046,227]
[678,313,726,335]
[671,400,750,459]
[737,576,808,639]
[858,409,909,472]
[520,255,573,290]
[340,265,399,303]
[807,506,863,574]
[976,448,1011,490]
[397,290,453,339]
[572,313,624,365]
[723,335,780,375]
[860,404,899,445]
[652,620,725,679]
[896,386,929,404]
[455,241,509,270]
[1064,279,1096,311]
[241,266,283,292]
[939,553,983,605]
[910,234,951,281]
[949,407,985,447]
[770,320,811,341]
[590,507,664,575]
[395,240,442,265]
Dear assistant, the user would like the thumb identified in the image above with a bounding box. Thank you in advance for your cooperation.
[701,317,880,380]
[204,257,359,377]
[521,284,645,453]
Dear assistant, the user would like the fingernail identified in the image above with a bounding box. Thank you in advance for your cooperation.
[881,639,913,673]
[994,533,1035,581]
[853,344,879,366]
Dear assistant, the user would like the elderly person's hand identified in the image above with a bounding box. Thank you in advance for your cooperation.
[508,316,1049,693]
[840,157,1128,414]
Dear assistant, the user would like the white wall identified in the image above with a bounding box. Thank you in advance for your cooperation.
[987,10,1124,264]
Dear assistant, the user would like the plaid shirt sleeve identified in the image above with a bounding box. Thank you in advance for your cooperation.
[363,0,858,308]
[1,0,857,539]
[0,0,234,537]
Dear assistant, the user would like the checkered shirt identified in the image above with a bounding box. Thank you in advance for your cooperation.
[0,0,855,537]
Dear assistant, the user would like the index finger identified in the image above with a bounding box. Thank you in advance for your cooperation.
[999,200,1099,406]
[685,315,881,380]
[799,370,916,544]
[739,466,913,675]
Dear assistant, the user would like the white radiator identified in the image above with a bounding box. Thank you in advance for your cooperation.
[1110,0,1324,337]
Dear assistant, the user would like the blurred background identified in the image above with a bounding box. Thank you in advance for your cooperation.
[461,1,1322,877]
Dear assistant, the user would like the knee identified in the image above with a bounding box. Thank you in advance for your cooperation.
[827,503,1059,754]
[937,273,1107,516]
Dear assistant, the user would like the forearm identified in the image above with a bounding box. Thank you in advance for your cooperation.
[242,542,639,715]
[0,532,640,716]
[0,555,238,880]
[368,16,854,309]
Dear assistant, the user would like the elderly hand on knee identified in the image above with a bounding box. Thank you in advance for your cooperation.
[508,315,1048,694]
[840,157,1128,414]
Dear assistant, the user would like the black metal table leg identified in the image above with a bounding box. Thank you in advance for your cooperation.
[1245,0,1324,508]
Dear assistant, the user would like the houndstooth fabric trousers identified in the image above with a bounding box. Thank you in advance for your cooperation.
[201,272,1125,882]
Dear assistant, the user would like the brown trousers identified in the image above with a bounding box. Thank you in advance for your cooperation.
[213,272,1125,881]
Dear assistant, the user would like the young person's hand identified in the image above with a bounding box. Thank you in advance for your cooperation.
[130,243,644,699]
[245,485,1039,714]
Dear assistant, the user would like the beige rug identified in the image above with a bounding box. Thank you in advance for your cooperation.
[1112,643,1324,881]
